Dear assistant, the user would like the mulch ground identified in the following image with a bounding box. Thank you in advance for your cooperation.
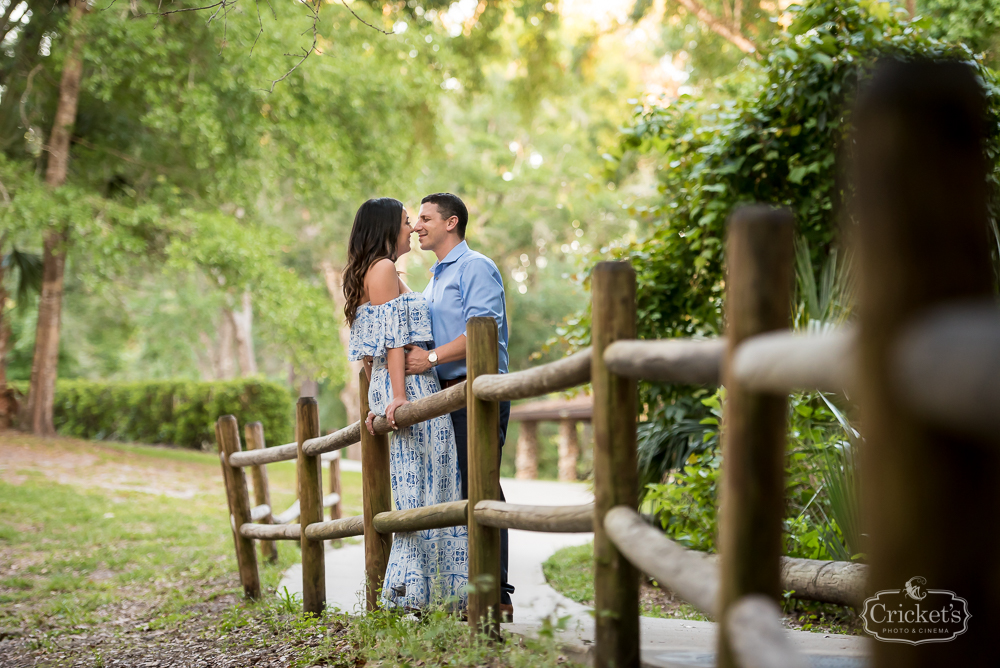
[0,585,351,668]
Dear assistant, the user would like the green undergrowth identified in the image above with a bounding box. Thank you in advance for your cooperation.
[543,542,861,634]
[541,542,707,621]
[220,595,583,667]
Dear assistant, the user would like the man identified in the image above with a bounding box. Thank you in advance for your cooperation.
[404,192,515,620]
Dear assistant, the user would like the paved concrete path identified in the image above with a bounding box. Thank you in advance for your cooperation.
[278,477,594,619]
[278,476,871,667]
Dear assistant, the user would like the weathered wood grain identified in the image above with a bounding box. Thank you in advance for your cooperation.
[296,397,325,615]
[732,329,855,394]
[304,514,365,540]
[717,206,795,668]
[474,501,593,533]
[359,370,392,611]
[591,262,640,668]
[603,339,724,385]
[373,500,468,534]
[244,421,278,563]
[472,348,591,401]
[216,415,261,600]
[466,317,502,638]
[240,522,302,541]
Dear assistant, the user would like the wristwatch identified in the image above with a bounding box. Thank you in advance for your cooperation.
[428,350,439,367]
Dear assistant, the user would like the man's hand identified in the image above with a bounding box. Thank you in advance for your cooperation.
[405,345,432,375]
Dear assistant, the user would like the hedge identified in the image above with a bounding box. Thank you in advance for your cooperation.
[13,378,294,449]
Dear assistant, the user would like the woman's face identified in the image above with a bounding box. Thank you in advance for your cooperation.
[395,207,413,257]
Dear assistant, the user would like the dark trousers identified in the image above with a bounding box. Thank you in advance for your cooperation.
[450,400,514,606]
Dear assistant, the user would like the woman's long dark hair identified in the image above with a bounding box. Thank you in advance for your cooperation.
[343,197,405,326]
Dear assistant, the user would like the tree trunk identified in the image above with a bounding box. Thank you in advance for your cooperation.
[515,421,539,480]
[557,419,579,482]
[229,290,258,376]
[0,259,7,389]
[320,260,362,459]
[22,231,68,435]
[217,307,236,379]
[22,0,87,435]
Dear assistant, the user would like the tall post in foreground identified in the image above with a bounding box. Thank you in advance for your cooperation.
[360,370,392,610]
[244,421,278,564]
[591,261,639,668]
[466,316,501,637]
[853,61,997,667]
[296,397,325,615]
[716,206,794,668]
[217,415,261,599]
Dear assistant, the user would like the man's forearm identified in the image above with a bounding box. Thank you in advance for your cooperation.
[434,334,466,365]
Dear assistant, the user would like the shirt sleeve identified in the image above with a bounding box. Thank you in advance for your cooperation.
[459,257,506,333]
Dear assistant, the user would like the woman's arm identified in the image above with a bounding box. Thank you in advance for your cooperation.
[366,259,407,428]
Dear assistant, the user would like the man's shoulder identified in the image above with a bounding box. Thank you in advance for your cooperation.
[456,247,500,274]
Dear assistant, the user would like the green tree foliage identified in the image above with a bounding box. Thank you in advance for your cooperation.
[609,0,1000,345]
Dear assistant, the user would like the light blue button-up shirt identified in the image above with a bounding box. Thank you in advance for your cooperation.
[422,241,509,381]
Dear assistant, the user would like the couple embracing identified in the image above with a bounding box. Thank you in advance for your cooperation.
[342,193,514,619]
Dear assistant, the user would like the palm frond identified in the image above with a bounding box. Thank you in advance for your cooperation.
[2,248,43,308]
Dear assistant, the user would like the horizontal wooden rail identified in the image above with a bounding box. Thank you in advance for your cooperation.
[605,507,869,615]
[229,441,299,468]
[372,500,468,534]
[892,302,1000,439]
[273,493,341,525]
[474,501,594,533]
[250,504,271,522]
[604,506,719,616]
[240,522,301,541]
[731,328,856,394]
[232,382,467,465]
[604,339,724,385]
[726,595,809,668]
[302,422,362,457]
[472,349,591,401]
[304,514,365,540]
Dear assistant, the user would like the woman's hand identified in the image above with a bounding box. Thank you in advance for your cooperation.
[385,396,409,430]
[365,411,377,436]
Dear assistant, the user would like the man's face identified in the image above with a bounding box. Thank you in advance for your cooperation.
[415,202,458,253]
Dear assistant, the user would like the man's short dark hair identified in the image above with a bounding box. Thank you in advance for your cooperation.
[421,193,468,239]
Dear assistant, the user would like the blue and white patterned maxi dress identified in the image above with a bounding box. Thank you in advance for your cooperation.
[348,292,469,610]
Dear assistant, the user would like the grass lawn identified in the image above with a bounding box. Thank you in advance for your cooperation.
[542,541,862,635]
[0,431,579,667]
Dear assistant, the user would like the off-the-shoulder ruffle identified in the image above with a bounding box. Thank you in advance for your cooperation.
[348,293,434,361]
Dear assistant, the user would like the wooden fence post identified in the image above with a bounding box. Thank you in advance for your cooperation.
[591,261,639,668]
[245,421,278,564]
[716,206,794,668]
[296,397,325,615]
[853,61,998,667]
[359,369,392,610]
[467,316,501,637]
[217,415,261,599]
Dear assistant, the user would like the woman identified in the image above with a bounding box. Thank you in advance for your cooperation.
[343,197,468,612]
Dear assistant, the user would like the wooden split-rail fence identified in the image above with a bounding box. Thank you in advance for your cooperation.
[216,62,998,667]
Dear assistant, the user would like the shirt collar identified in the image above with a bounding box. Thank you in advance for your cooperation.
[429,240,470,274]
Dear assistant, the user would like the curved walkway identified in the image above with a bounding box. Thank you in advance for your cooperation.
[278,475,870,667]
[278,477,594,621]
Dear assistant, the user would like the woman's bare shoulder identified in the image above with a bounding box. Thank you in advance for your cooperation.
[366,259,401,305]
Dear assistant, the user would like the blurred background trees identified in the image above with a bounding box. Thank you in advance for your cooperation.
[0,0,998,506]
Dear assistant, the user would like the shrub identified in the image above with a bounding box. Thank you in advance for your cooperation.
[41,378,293,449]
